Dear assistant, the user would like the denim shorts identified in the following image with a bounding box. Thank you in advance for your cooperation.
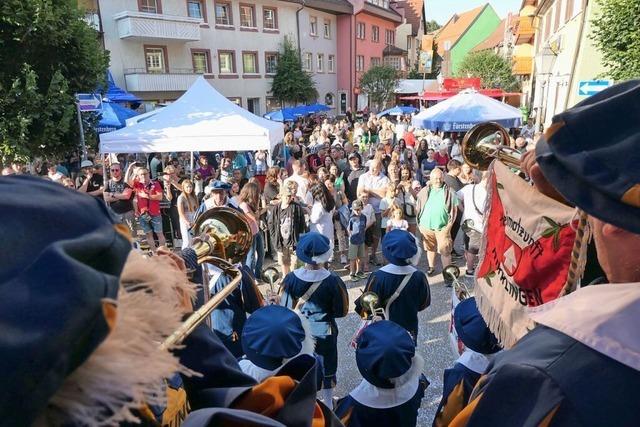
[139,213,163,234]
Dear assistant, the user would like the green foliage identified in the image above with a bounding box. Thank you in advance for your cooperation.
[359,65,399,111]
[408,66,423,79]
[424,19,442,34]
[591,0,640,81]
[0,0,109,162]
[457,50,520,92]
[270,36,318,105]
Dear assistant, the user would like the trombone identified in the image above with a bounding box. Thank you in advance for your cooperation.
[462,122,522,171]
[160,207,253,350]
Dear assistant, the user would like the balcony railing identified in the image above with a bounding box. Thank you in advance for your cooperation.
[123,68,202,92]
[515,16,535,45]
[512,56,533,75]
[114,11,202,42]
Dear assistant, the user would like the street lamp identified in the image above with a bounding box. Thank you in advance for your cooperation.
[534,44,557,131]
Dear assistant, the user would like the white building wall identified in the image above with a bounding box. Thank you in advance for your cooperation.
[298,8,339,114]
[100,0,300,114]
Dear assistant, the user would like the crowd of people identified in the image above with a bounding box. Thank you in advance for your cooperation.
[11,81,637,427]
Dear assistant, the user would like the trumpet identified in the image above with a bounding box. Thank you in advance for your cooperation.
[443,265,472,302]
[361,291,385,320]
[261,266,281,304]
[160,207,253,350]
[462,122,522,171]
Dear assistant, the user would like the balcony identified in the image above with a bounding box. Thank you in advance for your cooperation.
[515,16,535,45]
[114,11,201,42]
[512,56,533,75]
[124,69,201,92]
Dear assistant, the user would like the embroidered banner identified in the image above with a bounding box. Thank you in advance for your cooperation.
[475,161,577,347]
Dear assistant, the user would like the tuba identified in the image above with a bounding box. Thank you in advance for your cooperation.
[462,122,522,170]
[160,207,253,350]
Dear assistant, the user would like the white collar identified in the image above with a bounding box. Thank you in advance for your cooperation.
[349,355,424,409]
[293,268,331,282]
[456,350,490,374]
[238,359,278,383]
[380,264,417,275]
[528,282,640,371]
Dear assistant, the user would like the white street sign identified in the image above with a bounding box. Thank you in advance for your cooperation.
[76,93,102,112]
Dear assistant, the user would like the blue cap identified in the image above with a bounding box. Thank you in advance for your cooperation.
[296,232,332,265]
[536,80,640,233]
[454,297,501,355]
[355,321,415,388]
[208,180,232,191]
[382,229,418,266]
[0,176,131,424]
[242,305,306,370]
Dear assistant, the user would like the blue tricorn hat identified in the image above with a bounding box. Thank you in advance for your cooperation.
[296,232,332,265]
[355,320,415,388]
[454,297,501,355]
[0,176,131,424]
[208,180,232,191]
[382,229,419,266]
[242,305,307,370]
[536,80,640,234]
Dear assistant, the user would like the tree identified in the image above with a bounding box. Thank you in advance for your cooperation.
[359,65,399,111]
[0,0,109,163]
[457,51,521,92]
[270,37,318,105]
[590,0,640,81]
[424,19,442,34]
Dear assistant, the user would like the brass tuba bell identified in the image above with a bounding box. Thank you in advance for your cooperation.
[462,122,522,171]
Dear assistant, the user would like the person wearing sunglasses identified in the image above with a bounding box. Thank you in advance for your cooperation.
[104,162,136,235]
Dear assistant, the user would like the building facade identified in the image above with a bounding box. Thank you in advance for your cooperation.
[337,0,402,112]
[531,0,605,129]
[512,0,537,111]
[98,0,348,115]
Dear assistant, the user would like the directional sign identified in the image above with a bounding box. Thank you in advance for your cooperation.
[578,80,612,97]
[76,93,102,112]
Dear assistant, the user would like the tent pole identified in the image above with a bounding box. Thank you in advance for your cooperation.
[190,151,194,180]
[102,153,108,205]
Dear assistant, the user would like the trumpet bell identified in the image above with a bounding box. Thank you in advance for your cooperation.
[261,266,280,284]
[462,122,520,170]
[361,291,380,312]
[192,207,253,264]
[443,265,461,282]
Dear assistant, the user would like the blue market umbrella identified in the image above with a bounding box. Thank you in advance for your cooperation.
[411,90,522,131]
[97,101,139,134]
[103,70,141,104]
[263,107,306,122]
[304,103,331,113]
[377,105,418,117]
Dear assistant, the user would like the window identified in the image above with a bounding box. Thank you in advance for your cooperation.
[239,4,255,28]
[385,29,395,45]
[215,2,232,25]
[370,57,381,67]
[265,52,278,74]
[218,51,235,73]
[310,16,318,36]
[242,52,258,74]
[553,0,561,32]
[266,97,281,112]
[317,54,324,72]
[565,0,575,23]
[191,50,211,73]
[139,0,161,13]
[543,11,552,42]
[187,0,204,19]
[228,97,241,106]
[247,98,260,115]
[356,22,365,39]
[323,20,331,39]
[328,54,335,73]
[384,56,402,70]
[325,93,334,106]
[407,36,412,50]
[356,55,365,72]
[145,46,166,73]
[303,52,313,71]
[263,7,278,30]
[372,25,379,42]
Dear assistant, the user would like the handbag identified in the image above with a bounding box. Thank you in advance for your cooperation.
[401,188,416,218]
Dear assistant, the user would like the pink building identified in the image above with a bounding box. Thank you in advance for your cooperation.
[337,0,402,113]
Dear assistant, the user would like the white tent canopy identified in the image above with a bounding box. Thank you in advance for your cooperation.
[99,77,284,153]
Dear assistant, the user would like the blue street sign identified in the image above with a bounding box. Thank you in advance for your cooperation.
[578,80,612,97]
[76,93,102,112]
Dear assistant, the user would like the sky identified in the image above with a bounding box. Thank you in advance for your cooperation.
[425,1,522,25]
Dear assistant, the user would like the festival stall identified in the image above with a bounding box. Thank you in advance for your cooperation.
[99,76,284,154]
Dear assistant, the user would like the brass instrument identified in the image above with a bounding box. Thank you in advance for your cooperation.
[462,122,522,170]
[443,265,471,302]
[361,291,385,320]
[261,266,281,304]
[160,207,253,350]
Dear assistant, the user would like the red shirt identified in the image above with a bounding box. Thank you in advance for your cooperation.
[134,181,162,216]
[434,152,450,167]
[404,131,416,148]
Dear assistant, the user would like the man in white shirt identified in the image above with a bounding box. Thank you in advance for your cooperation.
[520,118,535,139]
[284,159,309,202]
[455,171,488,277]
[357,160,390,265]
